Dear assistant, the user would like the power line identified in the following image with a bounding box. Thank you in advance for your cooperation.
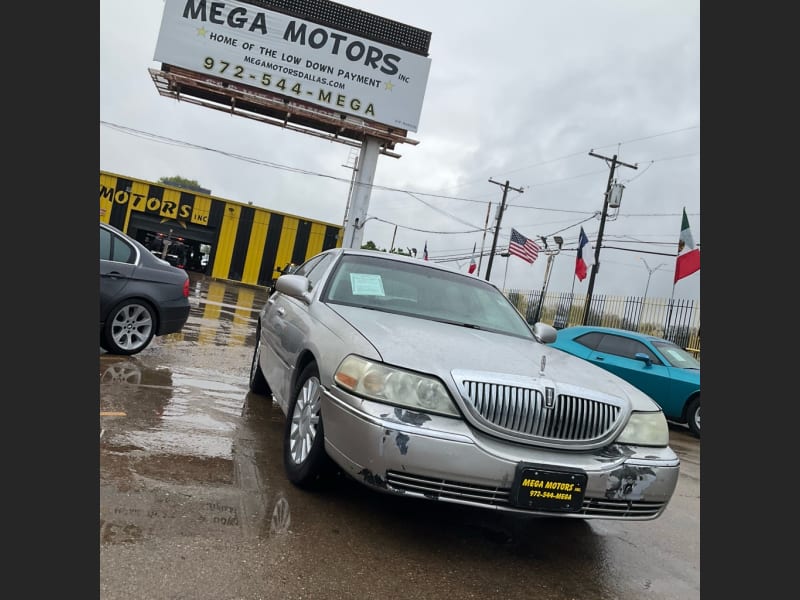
[451,125,699,190]
[403,192,484,230]
[101,120,698,210]
[592,125,699,151]
[103,120,698,260]
[367,216,484,235]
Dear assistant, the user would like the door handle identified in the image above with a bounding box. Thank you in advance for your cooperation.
[277,307,285,316]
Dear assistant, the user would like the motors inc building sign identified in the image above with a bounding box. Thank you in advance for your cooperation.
[154,0,432,132]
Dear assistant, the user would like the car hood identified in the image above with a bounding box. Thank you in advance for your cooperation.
[331,306,660,411]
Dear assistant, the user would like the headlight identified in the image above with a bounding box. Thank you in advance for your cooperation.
[334,355,460,417]
[616,411,669,446]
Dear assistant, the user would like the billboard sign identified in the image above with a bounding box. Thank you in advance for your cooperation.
[154,0,432,132]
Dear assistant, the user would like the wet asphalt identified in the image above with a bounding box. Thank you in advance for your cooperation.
[99,273,700,600]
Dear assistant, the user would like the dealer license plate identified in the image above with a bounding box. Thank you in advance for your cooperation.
[510,465,587,512]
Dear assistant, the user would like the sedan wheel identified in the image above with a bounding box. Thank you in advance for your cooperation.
[282,362,333,488]
[101,300,155,355]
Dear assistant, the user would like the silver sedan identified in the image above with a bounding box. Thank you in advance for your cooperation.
[249,248,679,520]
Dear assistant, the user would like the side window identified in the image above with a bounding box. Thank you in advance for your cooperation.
[283,254,332,294]
[111,233,136,264]
[595,334,654,361]
[292,256,321,278]
[595,334,631,357]
[304,254,334,291]
[574,332,603,350]
[100,227,112,261]
[101,227,136,264]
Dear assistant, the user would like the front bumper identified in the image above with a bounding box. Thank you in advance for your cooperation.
[322,388,680,520]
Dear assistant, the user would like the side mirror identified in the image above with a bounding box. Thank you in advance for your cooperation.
[532,322,558,344]
[634,352,653,367]
[275,274,312,305]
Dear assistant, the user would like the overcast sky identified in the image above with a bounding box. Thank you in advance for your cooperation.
[100,0,700,301]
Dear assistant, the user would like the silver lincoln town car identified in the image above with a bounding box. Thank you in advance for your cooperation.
[249,248,680,520]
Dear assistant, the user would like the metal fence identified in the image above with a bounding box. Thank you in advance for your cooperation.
[505,288,701,360]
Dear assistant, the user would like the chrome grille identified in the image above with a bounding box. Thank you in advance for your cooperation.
[579,498,666,518]
[386,471,510,506]
[385,471,666,520]
[460,379,622,442]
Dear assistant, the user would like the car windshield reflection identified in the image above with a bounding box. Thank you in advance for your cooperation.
[322,254,534,339]
[652,341,700,369]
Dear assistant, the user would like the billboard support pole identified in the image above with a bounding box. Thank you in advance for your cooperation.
[342,136,382,249]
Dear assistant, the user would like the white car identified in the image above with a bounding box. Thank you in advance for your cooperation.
[249,248,680,520]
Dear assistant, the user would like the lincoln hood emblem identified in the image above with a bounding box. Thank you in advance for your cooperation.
[545,386,556,409]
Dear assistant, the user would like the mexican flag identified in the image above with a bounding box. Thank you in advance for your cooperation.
[674,208,700,283]
[468,243,477,274]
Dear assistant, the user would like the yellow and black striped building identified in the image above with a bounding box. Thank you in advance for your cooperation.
[100,171,343,287]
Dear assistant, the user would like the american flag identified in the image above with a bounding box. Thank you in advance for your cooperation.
[508,228,541,264]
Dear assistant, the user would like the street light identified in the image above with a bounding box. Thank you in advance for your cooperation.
[533,236,563,322]
[640,257,667,299]
[500,251,510,289]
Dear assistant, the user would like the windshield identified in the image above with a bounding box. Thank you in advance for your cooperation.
[652,340,701,369]
[324,254,535,339]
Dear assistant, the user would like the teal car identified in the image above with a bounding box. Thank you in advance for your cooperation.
[549,326,701,437]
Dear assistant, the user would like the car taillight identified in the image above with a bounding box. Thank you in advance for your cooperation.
[182,278,190,298]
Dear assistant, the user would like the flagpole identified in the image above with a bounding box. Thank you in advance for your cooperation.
[469,242,477,276]
[568,273,577,327]
[477,202,492,276]
[664,282,677,337]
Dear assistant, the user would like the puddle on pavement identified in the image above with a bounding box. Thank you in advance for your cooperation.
[101,358,249,459]
[101,384,295,545]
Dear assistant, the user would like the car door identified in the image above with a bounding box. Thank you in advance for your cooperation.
[589,333,675,413]
[99,225,138,316]
[261,254,333,404]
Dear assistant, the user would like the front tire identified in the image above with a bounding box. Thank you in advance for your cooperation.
[686,395,700,438]
[248,328,271,396]
[101,300,156,355]
[283,362,333,489]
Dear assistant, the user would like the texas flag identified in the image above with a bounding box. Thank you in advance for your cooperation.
[674,208,700,283]
[575,227,595,282]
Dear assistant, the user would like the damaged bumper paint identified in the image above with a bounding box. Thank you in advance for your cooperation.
[322,388,680,520]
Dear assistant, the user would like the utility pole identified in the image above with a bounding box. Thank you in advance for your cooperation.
[581,152,637,325]
[485,179,524,281]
